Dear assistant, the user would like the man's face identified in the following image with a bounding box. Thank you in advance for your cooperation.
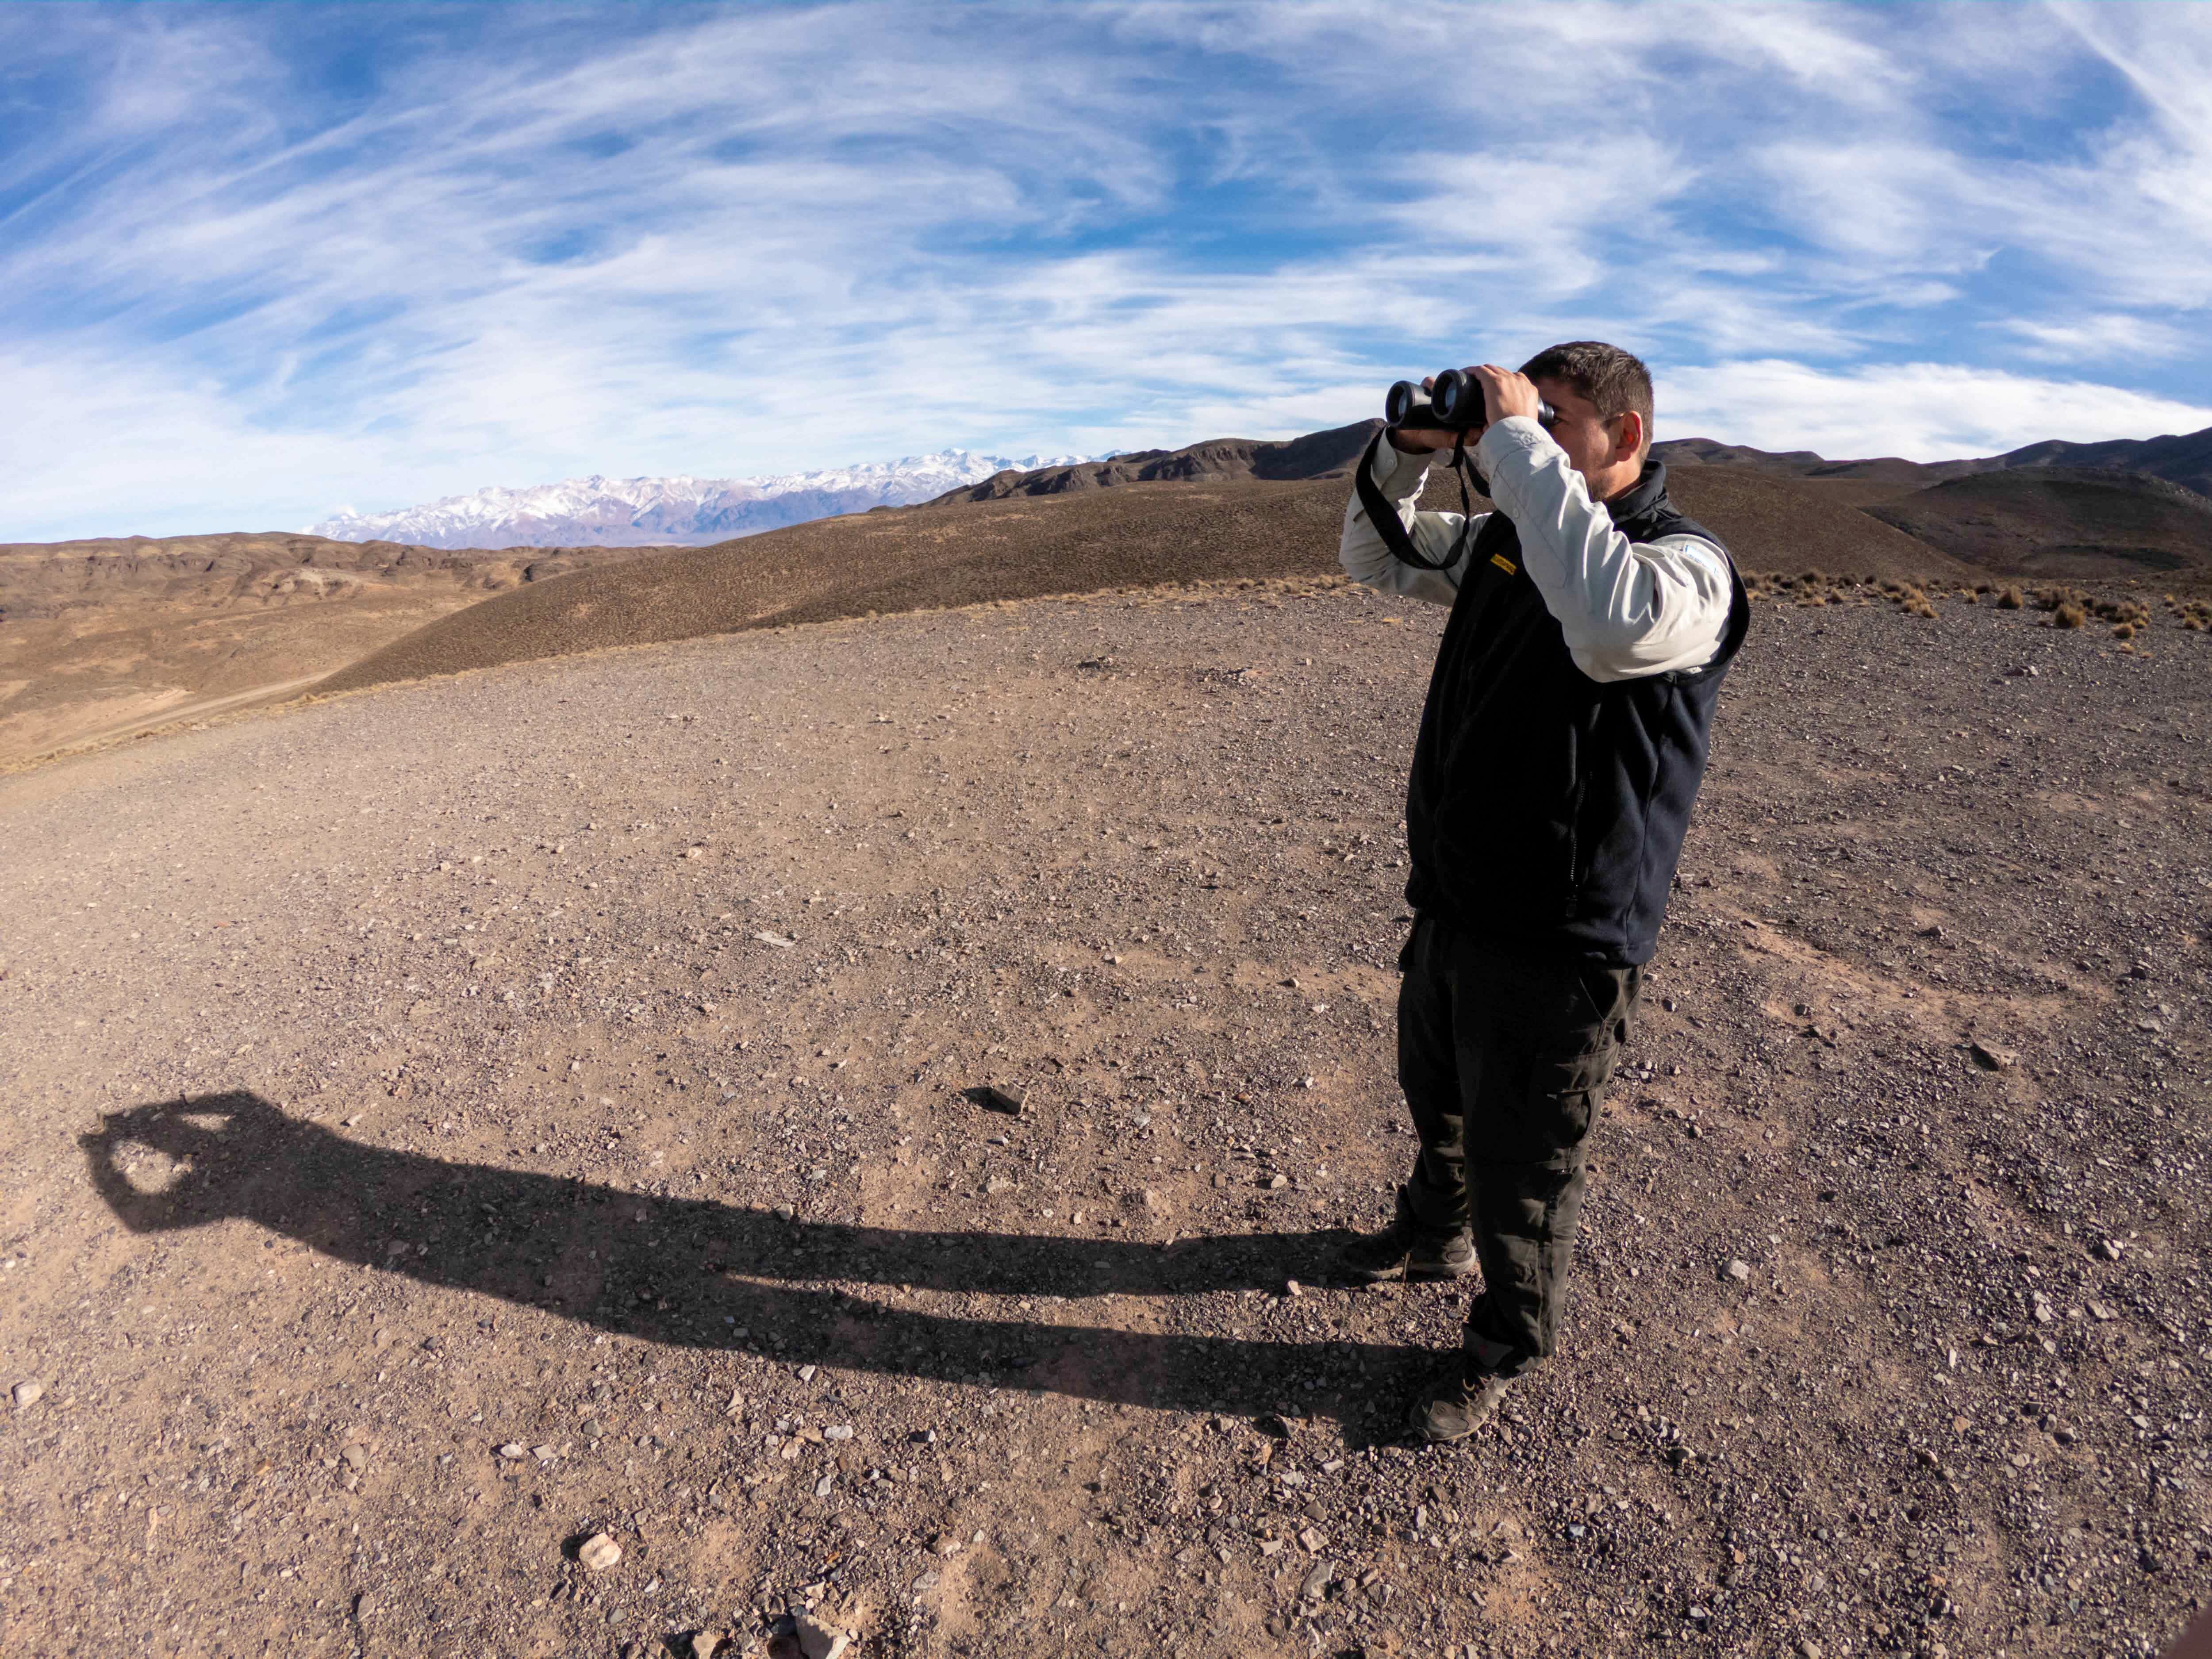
[1531,376,1641,496]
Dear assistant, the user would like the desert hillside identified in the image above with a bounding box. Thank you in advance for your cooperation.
[9,420,2206,771]
[314,464,1983,701]
[925,422,1382,503]
[0,580,2204,1658]
[1868,468,2212,581]
[0,533,680,764]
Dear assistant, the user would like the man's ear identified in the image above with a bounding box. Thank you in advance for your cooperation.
[1613,409,1646,461]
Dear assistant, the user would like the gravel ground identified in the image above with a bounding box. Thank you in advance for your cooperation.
[0,576,2206,1659]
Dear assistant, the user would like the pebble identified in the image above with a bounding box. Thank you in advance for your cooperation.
[341,1444,369,1471]
[577,1532,622,1571]
[1725,1260,1752,1283]
[793,1611,851,1659]
[1285,1279,1305,1298]
[498,1441,528,1459]
[12,1381,42,1410]
[823,1424,855,1441]
[687,1632,721,1659]
[930,1533,961,1556]
[752,931,796,948]
[1267,1174,1290,1190]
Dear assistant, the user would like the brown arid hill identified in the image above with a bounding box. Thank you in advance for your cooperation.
[1866,467,2212,582]
[0,530,672,621]
[1652,467,1981,581]
[314,465,1976,699]
[0,532,680,764]
[924,420,1382,503]
[316,479,1352,695]
[1654,438,1978,497]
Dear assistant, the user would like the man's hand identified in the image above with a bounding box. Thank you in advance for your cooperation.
[1471,364,1544,426]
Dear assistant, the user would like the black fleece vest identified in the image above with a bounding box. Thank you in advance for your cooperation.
[1403,458,1749,965]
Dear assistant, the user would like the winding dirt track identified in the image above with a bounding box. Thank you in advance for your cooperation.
[1,580,2206,1659]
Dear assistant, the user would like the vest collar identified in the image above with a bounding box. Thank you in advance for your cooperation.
[1604,458,1670,527]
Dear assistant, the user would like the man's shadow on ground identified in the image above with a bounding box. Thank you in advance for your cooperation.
[82,1093,1432,1427]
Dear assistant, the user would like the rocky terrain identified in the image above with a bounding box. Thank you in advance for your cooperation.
[1,574,2205,1658]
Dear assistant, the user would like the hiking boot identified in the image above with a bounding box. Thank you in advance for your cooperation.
[1409,1368,1512,1444]
[1335,1185,1474,1284]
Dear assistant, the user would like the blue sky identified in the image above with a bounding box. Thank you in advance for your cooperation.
[4,1,2211,541]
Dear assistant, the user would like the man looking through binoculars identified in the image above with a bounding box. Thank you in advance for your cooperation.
[1336,342,1750,1442]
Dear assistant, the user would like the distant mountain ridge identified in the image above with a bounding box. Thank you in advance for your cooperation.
[301,420,2212,553]
[1655,424,2212,499]
[931,420,2212,508]
[922,421,1383,503]
[307,449,1097,550]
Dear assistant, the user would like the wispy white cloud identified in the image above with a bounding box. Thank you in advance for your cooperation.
[0,0,2206,540]
[1661,360,2212,461]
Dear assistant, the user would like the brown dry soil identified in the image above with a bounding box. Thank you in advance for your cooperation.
[2,578,2208,1659]
[313,469,1972,703]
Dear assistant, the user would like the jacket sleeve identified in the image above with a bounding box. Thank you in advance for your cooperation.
[1338,438,1485,606]
[1475,416,1734,683]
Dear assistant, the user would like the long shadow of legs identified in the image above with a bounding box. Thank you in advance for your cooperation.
[81,1093,1425,1420]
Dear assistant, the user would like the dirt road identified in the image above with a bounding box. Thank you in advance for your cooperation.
[1,580,2205,1658]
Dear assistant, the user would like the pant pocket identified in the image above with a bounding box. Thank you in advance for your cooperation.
[1570,963,1638,1053]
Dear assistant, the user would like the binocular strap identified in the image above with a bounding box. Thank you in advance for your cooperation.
[1356,429,1486,577]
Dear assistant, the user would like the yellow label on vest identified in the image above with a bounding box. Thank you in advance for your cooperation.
[1490,552,1518,575]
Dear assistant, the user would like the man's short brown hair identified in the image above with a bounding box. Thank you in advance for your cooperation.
[1518,341,1654,451]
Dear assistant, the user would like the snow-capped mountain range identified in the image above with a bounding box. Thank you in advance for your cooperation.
[307,449,1095,549]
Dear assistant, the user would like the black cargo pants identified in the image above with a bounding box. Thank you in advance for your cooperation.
[1397,913,1640,1379]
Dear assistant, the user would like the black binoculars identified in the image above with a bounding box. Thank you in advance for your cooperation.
[1384,369,1555,434]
